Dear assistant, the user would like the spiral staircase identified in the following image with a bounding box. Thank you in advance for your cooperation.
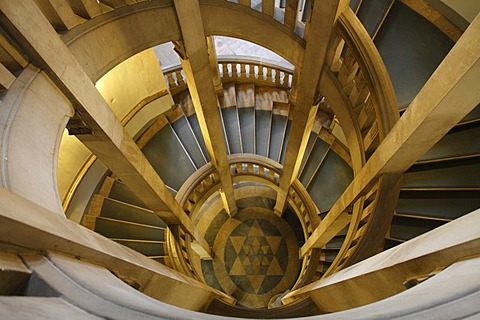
[0,0,480,319]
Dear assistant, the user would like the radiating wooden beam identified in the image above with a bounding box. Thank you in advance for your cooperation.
[285,207,480,311]
[34,0,86,30]
[67,0,103,19]
[301,12,480,256]
[0,62,15,90]
[274,0,343,215]
[284,0,298,30]
[206,36,223,95]
[0,0,211,257]
[262,0,275,17]
[0,189,234,309]
[173,0,237,215]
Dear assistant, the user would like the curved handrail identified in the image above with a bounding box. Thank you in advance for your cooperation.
[315,8,401,277]
[168,154,321,288]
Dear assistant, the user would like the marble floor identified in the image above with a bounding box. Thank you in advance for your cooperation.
[201,205,300,308]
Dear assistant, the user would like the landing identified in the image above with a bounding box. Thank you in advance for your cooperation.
[202,208,300,308]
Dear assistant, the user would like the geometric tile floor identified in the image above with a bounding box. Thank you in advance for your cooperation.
[204,207,300,308]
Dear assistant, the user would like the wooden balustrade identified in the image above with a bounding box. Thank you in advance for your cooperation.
[35,0,401,290]
[168,154,320,284]
[297,8,400,282]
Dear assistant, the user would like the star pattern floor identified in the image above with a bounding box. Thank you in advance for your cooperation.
[202,208,300,308]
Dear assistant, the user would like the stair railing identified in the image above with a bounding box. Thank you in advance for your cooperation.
[163,56,294,95]
[304,8,401,279]
[168,154,321,287]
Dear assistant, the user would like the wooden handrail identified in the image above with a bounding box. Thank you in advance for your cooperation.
[168,154,321,286]
[297,8,401,282]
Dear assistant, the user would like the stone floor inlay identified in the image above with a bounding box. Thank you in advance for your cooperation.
[203,208,300,308]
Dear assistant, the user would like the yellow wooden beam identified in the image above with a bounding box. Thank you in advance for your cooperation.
[0,0,211,256]
[301,12,480,256]
[274,0,343,215]
[173,0,237,215]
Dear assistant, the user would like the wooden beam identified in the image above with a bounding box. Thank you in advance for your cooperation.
[0,62,15,90]
[173,0,237,215]
[0,189,234,309]
[34,0,86,30]
[0,252,30,295]
[206,36,223,95]
[67,0,103,19]
[284,0,298,30]
[274,0,342,215]
[262,0,275,17]
[301,12,480,256]
[284,207,480,311]
[0,0,211,256]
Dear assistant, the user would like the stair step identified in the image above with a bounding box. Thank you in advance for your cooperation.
[187,113,211,162]
[269,114,288,162]
[113,239,166,256]
[397,190,480,221]
[108,179,145,208]
[142,123,196,190]
[403,157,480,189]
[238,107,255,154]
[307,151,353,213]
[418,125,480,163]
[325,237,345,248]
[460,103,480,125]
[299,138,329,186]
[170,115,208,168]
[221,106,243,154]
[94,217,165,241]
[393,212,452,222]
[100,197,166,227]
[279,120,291,164]
[255,110,271,157]
[390,215,446,241]
[298,132,318,177]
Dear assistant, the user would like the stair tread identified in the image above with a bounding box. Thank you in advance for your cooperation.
[279,120,291,164]
[238,107,255,154]
[403,157,480,189]
[109,180,146,208]
[170,116,208,168]
[299,138,329,186]
[94,217,165,241]
[142,123,196,190]
[187,114,211,162]
[100,197,166,227]
[113,239,166,256]
[222,107,243,154]
[418,125,480,162]
[255,110,271,157]
[269,114,288,162]
[397,190,480,220]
